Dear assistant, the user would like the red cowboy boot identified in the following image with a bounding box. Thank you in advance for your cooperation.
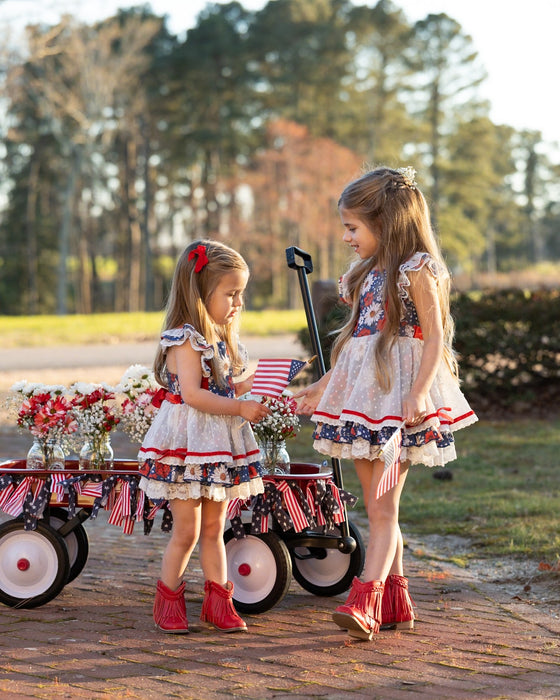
[332,577,384,640]
[200,580,247,632]
[153,579,188,634]
[381,574,415,630]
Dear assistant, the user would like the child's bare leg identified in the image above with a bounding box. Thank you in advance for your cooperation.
[198,498,229,584]
[354,458,409,582]
[161,498,201,590]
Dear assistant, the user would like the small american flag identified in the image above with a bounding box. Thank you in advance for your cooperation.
[376,422,405,499]
[251,358,308,398]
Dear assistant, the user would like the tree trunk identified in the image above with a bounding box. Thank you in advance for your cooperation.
[124,135,142,311]
[25,158,40,315]
[56,148,81,315]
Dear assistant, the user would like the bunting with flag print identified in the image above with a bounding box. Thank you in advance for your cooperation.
[251,358,308,398]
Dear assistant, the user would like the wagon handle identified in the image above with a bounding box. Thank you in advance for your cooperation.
[285,247,326,378]
[285,246,355,555]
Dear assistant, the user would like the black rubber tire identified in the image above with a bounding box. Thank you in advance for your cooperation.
[290,520,365,597]
[0,519,70,608]
[224,523,292,614]
[46,507,89,583]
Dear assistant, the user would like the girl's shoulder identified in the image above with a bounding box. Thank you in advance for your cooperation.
[160,323,214,358]
[398,252,448,299]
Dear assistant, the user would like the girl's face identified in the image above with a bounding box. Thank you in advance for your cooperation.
[206,269,249,326]
[340,208,381,259]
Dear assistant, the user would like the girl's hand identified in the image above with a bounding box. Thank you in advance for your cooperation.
[293,378,327,415]
[402,391,428,426]
[239,399,271,423]
[235,373,255,397]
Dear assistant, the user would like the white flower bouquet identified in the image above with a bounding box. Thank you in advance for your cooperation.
[116,365,160,443]
[251,393,300,446]
[69,382,120,443]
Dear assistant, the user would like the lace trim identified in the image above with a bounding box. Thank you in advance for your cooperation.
[139,476,264,503]
[398,252,445,301]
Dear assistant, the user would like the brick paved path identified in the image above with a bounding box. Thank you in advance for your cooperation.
[1,509,559,700]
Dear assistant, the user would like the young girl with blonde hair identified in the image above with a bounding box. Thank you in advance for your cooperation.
[296,167,477,640]
[139,240,270,634]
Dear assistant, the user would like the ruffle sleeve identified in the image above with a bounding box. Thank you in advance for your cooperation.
[398,252,447,301]
[160,324,214,377]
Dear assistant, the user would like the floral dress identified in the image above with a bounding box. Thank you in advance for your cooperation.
[312,252,477,467]
[138,324,264,502]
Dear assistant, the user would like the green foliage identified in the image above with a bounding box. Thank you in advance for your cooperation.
[452,288,560,413]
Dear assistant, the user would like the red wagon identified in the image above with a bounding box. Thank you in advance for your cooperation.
[0,459,364,612]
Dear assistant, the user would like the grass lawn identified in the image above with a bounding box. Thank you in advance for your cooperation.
[0,310,307,348]
[288,418,560,564]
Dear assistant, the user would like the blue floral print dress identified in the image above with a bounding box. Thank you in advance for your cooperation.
[138,324,264,502]
[312,252,477,467]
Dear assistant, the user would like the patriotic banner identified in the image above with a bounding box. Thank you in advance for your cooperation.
[376,423,404,499]
[275,480,309,532]
[251,358,307,398]
[81,480,104,498]
[0,479,15,510]
[50,472,68,502]
[3,477,36,517]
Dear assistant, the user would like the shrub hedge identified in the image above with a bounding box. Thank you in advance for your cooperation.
[298,288,560,417]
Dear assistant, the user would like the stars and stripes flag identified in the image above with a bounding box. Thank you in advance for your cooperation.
[376,422,405,499]
[251,358,308,398]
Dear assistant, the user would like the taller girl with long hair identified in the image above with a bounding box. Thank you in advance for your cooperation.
[139,240,270,634]
[295,167,477,640]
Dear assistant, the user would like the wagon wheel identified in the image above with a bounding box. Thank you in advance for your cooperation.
[224,523,292,614]
[0,520,70,608]
[290,520,365,597]
[46,507,89,583]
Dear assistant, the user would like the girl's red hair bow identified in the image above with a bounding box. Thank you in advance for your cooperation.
[188,244,209,273]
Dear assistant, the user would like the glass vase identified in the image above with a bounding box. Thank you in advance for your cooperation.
[258,440,290,475]
[79,435,114,471]
[26,438,65,470]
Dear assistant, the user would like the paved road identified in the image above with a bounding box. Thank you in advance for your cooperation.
[0,507,559,699]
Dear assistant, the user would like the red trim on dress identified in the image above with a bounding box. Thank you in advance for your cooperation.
[139,445,261,461]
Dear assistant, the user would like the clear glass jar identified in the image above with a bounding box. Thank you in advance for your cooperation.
[79,435,114,470]
[26,438,65,470]
[258,440,290,475]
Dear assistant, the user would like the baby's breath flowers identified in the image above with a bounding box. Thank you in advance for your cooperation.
[69,382,120,444]
[116,365,160,443]
[251,394,300,445]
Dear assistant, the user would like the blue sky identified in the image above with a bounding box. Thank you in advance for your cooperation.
[2,0,558,150]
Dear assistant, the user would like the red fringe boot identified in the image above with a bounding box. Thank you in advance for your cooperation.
[381,574,415,630]
[200,580,247,632]
[153,580,188,634]
[332,577,384,640]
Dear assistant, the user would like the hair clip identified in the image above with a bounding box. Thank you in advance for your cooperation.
[188,244,209,273]
[395,166,417,190]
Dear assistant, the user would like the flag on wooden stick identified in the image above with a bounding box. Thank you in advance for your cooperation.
[376,422,405,499]
[251,358,309,398]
